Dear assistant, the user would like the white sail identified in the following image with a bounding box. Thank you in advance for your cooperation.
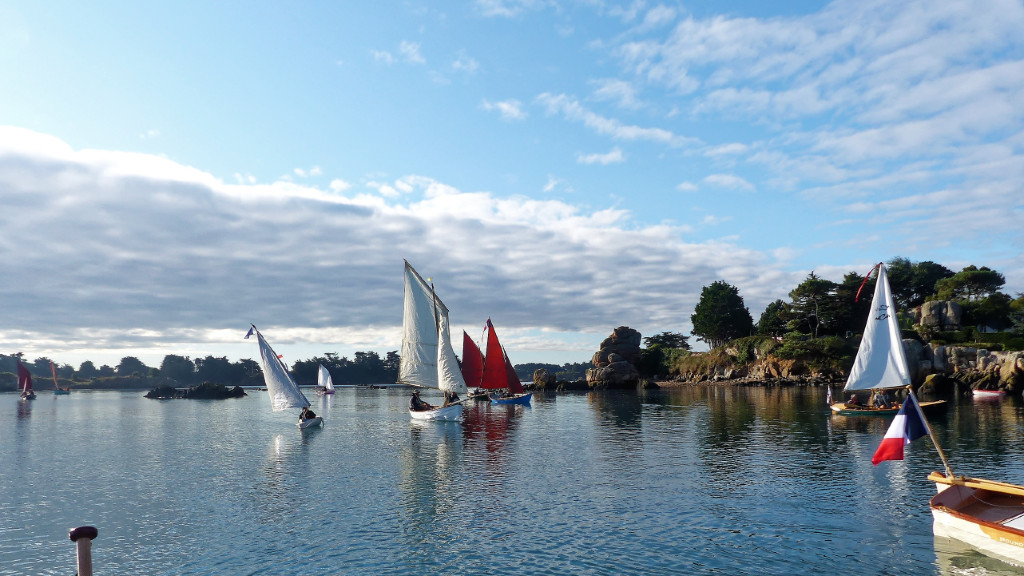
[317,364,334,391]
[844,264,912,391]
[398,261,448,389]
[436,306,468,394]
[256,330,311,411]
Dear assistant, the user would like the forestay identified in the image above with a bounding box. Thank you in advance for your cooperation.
[844,263,912,392]
[256,331,311,411]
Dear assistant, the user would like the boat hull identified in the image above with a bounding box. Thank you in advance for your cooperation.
[973,390,1007,399]
[54,389,70,395]
[297,416,323,429]
[316,389,335,396]
[409,404,463,421]
[491,392,532,405]
[830,399,946,416]
[929,472,1024,566]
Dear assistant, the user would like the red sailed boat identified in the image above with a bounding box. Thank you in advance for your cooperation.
[480,319,531,405]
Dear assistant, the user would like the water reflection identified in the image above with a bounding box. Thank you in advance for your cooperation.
[933,535,1024,575]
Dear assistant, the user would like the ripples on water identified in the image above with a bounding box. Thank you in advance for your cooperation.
[2,387,1024,575]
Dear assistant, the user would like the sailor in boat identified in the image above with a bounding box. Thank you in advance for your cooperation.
[298,406,317,423]
[848,394,863,407]
[442,390,460,407]
[409,390,433,412]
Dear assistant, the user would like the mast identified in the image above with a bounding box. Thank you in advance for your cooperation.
[908,386,955,479]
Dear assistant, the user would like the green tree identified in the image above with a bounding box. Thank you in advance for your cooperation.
[116,356,149,376]
[756,300,789,337]
[936,265,1006,302]
[690,281,754,349]
[160,355,196,383]
[642,332,690,350]
[77,361,98,378]
[788,273,839,338]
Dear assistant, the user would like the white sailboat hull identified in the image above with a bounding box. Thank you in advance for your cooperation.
[297,416,323,429]
[409,404,463,421]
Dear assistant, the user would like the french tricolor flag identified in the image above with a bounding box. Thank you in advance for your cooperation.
[871,394,928,465]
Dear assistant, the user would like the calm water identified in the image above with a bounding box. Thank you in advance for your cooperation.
[3,386,1024,575]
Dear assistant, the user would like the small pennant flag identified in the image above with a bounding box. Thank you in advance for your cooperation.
[872,395,928,465]
[244,327,254,339]
[826,386,833,405]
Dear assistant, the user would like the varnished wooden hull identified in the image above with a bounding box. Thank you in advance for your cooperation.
[829,400,946,416]
[929,472,1024,567]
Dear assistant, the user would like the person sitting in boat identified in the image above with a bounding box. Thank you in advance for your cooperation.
[442,390,460,407]
[410,390,432,412]
[299,406,317,421]
[871,391,887,408]
[848,394,863,406]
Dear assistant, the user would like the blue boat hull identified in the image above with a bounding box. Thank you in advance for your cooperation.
[490,392,532,405]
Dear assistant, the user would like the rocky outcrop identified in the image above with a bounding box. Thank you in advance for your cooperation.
[145,382,247,399]
[906,344,1024,394]
[586,327,642,389]
[915,300,962,331]
[533,368,556,387]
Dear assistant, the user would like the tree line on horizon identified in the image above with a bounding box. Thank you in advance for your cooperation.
[4,257,1022,390]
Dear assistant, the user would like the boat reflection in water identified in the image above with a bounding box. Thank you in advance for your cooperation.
[933,533,1024,575]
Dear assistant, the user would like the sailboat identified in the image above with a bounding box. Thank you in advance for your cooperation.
[830,262,945,416]
[398,260,467,421]
[480,319,531,405]
[461,331,488,401]
[315,364,335,395]
[51,361,70,395]
[17,360,35,400]
[248,325,323,429]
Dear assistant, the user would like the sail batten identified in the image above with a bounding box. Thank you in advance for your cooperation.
[844,263,912,392]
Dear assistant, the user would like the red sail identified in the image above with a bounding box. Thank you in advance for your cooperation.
[503,350,524,394]
[481,319,507,390]
[461,330,484,388]
[17,361,33,393]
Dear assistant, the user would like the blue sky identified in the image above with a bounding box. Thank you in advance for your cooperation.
[1,0,1022,370]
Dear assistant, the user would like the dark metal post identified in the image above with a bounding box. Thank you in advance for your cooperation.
[69,526,98,576]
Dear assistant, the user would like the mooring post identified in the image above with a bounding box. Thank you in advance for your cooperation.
[69,526,98,576]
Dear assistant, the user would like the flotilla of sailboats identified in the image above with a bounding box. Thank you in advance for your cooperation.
[248,325,323,430]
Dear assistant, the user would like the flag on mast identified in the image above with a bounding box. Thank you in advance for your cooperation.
[871,395,928,465]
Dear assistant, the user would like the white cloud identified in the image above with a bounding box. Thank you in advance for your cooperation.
[329,179,351,192]
[0,129,800,367]
[399,40,425,64]
[452,52,479,74]
[139,129,160,139]
[481,99,527,121]
[703,173,755,192]
[577,147,625,165]
[591,79,641,109]
[536,92,697,146]
[370,49,395,65]
[676,181,698,192]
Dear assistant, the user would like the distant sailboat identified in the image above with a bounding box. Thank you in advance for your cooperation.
[481,319,531,405]
[398,261,467,421]
[316,364,335,396]
[51,361,70,395]
[829,263,944,416]
[17,360,35,400]
[248,325,323,429]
